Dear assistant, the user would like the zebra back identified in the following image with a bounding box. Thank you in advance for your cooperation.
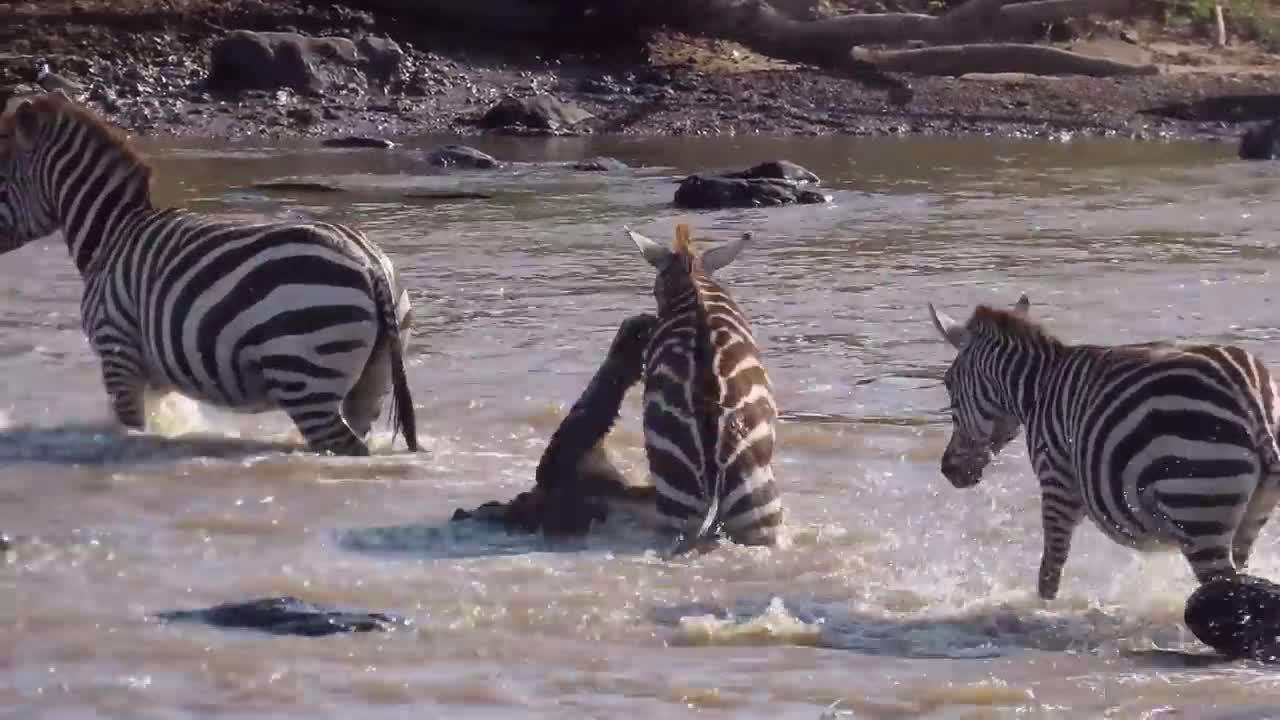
[629,224,781,552]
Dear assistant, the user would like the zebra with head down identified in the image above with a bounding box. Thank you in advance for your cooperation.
[928,294,1280,599]
[0,90,417,455]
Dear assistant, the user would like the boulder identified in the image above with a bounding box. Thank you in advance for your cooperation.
[478,95,594,132]
[425,144,499,169]
[1240,119,1280,160]
[673,175,829,210]
[207,30,404,95]
[154,596,407,637]
[572,157,629,172]
[722,160,820,185]
[1185,574,1280,661]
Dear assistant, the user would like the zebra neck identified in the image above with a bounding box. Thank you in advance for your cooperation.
[997,343,1061,422]
[63,198,156,277]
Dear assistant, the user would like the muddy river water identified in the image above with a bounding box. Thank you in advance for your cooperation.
[5,134,1280,718]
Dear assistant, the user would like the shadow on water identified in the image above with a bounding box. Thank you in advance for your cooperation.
[0,422,301,465]
[650,596,1238,668]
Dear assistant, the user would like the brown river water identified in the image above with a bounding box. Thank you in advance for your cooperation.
[5,134,1280,718]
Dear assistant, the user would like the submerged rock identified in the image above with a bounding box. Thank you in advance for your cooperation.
[322,135,396,149]
[673,175,829,210]
[425,144,499,169]
[154,596,407,637]
[251,181,345,193]
[722,160,820,185]
[572,157,629,172]
[1185,574,1280,661]
[478,95,594,133]
[1239,119,1280,160]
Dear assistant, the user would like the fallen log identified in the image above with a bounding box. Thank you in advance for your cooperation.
[851,43,1159,76]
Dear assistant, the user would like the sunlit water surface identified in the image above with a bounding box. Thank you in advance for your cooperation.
[5,134,1280,718]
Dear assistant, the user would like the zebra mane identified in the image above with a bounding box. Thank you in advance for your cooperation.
[968,305,1061,346]
[9,93,153,188]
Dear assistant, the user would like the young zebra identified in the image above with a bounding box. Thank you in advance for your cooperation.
[628,223,783,554]
[0,90,417,455]
[928,295,1280,599]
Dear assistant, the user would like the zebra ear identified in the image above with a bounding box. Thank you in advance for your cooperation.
[928,303,969,350]
[626,226,674,268]
[701,232,750,274]
[12,99,40,149]
[1013,294,1030,316]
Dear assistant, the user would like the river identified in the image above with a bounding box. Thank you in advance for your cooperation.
[4,133,1280,718]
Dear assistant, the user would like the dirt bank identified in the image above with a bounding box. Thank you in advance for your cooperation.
[2,0,1279,144]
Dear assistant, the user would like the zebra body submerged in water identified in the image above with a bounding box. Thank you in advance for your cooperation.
[928,295,1280,599]
[628,223,783,554]
[0,90,417,455]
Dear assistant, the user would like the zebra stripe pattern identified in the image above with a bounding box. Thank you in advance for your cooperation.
[628,223,783,553]
[929,295,1280,599]
[0,90,417,455]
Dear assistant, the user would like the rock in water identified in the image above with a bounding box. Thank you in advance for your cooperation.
[154,596,407,637]
[1240,119,1280,160]
[425,144,500,169]
[1185,574,1280,661]
[322,136,396,149]
[673,175,829,210]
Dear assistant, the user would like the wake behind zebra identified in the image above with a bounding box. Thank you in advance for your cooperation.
[0,89,417,455]
[629,223,784,555]
[928,294,1280,598]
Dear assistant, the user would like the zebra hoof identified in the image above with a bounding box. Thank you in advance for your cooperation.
[1185,574,1280,662]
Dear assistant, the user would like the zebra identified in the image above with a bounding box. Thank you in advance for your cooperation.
[0,89,417,455]
[928,294,1280,599]
[627,222,783,555]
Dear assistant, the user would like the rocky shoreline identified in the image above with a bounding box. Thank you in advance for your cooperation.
[3,0,1280,145]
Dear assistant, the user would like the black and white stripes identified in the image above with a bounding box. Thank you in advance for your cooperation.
[929,295,1280,598]
[628,223,783,553]
[0,90,417,455]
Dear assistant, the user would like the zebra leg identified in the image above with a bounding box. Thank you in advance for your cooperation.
[262,370,369,456]
[1142,476,1252,583]
[94,339,148,430]
[342,296,412,441]
[1037,490,1084,600]
[1232,474,1280,570]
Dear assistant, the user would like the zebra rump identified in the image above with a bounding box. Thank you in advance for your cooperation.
[0,89,417,455]
[628,223,783,555]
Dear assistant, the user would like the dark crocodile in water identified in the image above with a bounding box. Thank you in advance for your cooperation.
[453,313,659,537]
[154,596,409,637]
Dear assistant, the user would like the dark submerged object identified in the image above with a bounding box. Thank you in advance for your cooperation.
[425,144,500,169]
[1185,574,1280,661]
[154,596,406,637]
[1239,119,1280,160]
[322,136,396,149]
[722,160,820,185]
[452,313,659,536]
[673,175,828,210]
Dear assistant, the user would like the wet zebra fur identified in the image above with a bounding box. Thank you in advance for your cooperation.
[0,90,417,455]
[451,313,659,535]
[628,223,783,555]
[929,295,1280,599]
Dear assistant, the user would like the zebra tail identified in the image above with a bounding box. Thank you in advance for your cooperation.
[666,493,721,558]
[371,268,419,453]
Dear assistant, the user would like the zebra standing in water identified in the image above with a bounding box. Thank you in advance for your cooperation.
[928,295,1280,599]
[0,90,417,455]
[628,223,783,554]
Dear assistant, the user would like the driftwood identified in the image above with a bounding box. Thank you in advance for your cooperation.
[337,0,1159,99]
[851,43,1158,76]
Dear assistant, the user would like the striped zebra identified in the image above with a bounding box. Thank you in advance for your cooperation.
[0,90,417,455]
[628,223,783,555]
[928,295,1280,599]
